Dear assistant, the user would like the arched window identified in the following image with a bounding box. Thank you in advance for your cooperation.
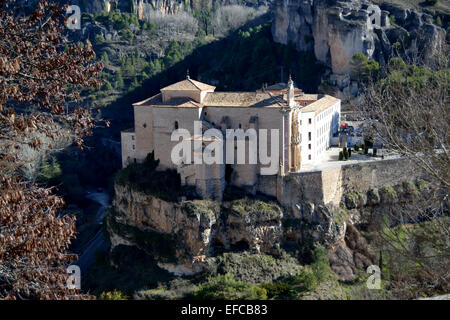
[174,121,179,130]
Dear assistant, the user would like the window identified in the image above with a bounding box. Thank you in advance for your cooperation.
[308,144,311,150]
[308,118,312,124]
[239,124,242,129]
[132,145,135,150]
[174,121,179,130]
[143,123,147,128]
[131,135,135,141]
[308,155,311,160]
[308,132,311,141]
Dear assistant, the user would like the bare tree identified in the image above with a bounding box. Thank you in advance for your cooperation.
[359,51,449,298]
[360,55,449,188]
[0,0,103,299]
[211,5,267,36]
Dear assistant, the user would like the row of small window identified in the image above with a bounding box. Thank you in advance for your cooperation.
[318,107,334,121]
[317,122,331,136]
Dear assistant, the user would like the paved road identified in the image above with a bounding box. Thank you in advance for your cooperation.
[73,192,111,273]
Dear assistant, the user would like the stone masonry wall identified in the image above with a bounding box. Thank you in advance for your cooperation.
[256,157,424,210]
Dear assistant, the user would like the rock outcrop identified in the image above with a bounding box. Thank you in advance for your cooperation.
[110,167,434,280]
[272,0,446,94]
[109,183,285,275]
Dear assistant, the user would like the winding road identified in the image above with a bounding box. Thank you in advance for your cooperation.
[73,191,111,274]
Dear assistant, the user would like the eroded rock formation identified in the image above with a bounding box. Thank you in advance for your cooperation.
[272,0,446,93]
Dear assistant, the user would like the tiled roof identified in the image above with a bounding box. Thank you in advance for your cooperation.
[203,92,285,108]
[160,79,216,91]
[132,93,202,108]
[300,95,340,114]
[297,94,319,101]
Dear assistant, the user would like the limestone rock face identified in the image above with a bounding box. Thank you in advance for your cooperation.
[131,0,273,18]
[110,184,284,275]
[272,0,446,77]
[273,0,381,74]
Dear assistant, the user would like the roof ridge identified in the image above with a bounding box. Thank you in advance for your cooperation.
[187,78,202,91]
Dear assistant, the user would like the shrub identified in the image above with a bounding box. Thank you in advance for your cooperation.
[373,148,377,157]
[94,34,105,45]
[354,145,360,152]
[99,289,129,300]
[120,29,134,43]
[348,148,352,158]
[311,246,331,283]
[102,79,113,92]
[101,51,109,65]
[262,269,318,299]
[364,145,369,155]
[389,15,396,25]
[38,156,62,185]
[115,152,186,202]
[343,147,349,160]
[192,274,267,300]
[228,198,282,218]
[339,151,344,161]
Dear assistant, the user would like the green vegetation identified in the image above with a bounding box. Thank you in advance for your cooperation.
[261,269,317,299]
[209,252,303,284]
[93,10,139,31]
[226,198,282,217]
[134,278,197,300]
[114,151,195,202]
[38,156,62,186]
[197,23,325,92]
[311,246,332,283]
[350,53,380,82]
[192,274,268,300]
[99,289,129,300]
[182,200,220,218]
[376,217,450,298]
[343,147,349,160]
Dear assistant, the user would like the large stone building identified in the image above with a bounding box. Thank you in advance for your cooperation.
[121,75,341,200]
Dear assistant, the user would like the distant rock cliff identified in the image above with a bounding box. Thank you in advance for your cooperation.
[272,0,446,91]
[69,0,272,16]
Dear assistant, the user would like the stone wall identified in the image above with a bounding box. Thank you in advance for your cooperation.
[256,157,424,210]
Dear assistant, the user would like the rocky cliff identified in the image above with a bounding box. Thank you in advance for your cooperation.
[109,170,435,281]
[272,0,446,93]
[109,183,286,275]
[109,181,348,277]
[68,0,272,15]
